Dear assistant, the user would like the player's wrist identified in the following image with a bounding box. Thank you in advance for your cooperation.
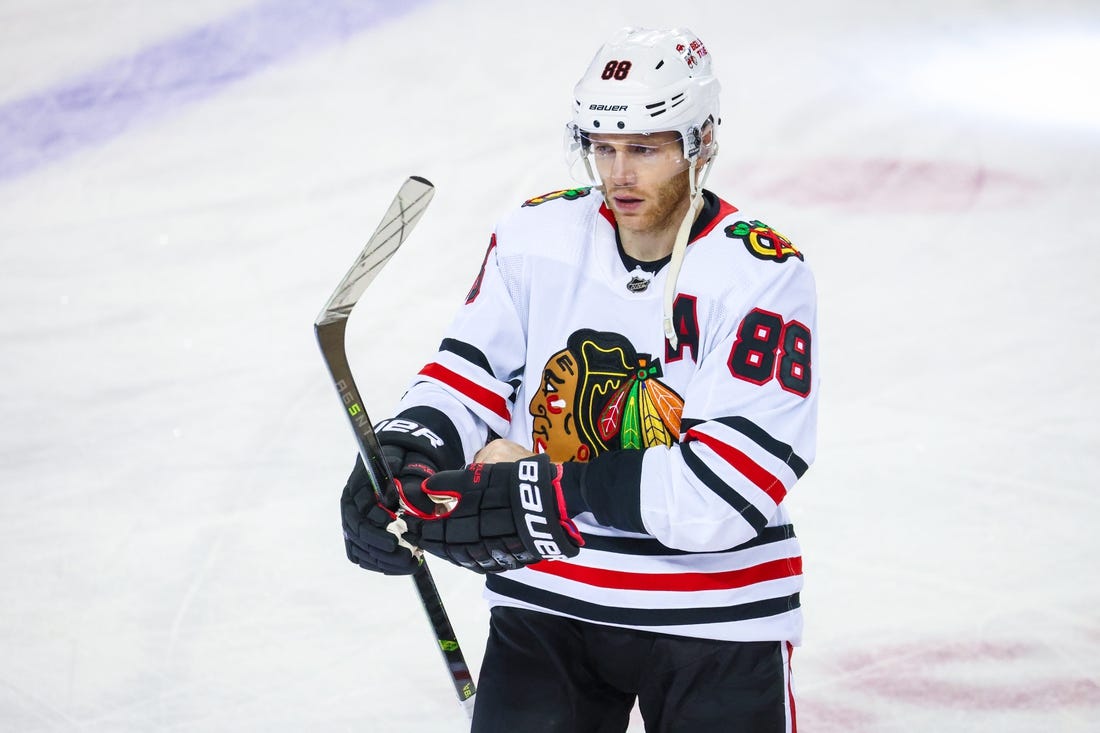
[558,462,590,517]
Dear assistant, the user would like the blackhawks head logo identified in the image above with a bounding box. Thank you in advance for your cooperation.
[529,329,683,462]
[726,220,803,262]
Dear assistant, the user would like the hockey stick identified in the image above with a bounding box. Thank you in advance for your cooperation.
[315,176,477,717]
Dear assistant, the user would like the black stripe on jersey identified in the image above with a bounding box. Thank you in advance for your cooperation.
[487,575,800,626]
[681,416,808,478]
[682,441,769,532]
[580,524,797,556]
[439,338,495,377]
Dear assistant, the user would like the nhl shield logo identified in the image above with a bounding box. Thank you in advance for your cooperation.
[626,274,651,292]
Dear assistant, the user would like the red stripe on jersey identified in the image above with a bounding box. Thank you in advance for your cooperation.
[690,198,740,242]
[529,556,801,591]
[598,202,616,227]
[418,363,510,421]
[686,428,788,504]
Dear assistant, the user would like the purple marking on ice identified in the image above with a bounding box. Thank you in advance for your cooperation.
[0,0,431,182]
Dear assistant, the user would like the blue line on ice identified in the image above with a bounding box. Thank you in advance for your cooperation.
[0,0,431,182]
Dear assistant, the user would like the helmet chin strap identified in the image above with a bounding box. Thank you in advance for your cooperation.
[663,152,716,348]
[582,151,602,193]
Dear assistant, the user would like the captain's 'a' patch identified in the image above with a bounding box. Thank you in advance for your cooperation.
[725,220,803,262]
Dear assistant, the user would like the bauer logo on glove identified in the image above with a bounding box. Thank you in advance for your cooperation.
[516,458,573,560]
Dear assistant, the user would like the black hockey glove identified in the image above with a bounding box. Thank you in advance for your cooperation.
[402,454,584,574]
[340,408,464,576]
[340,455,421,575]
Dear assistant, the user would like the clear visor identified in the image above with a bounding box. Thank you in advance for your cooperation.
[563,123,693,188]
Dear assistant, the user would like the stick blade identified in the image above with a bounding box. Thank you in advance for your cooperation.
[315,176,435,327]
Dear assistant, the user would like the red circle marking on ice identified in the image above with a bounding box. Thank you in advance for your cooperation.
[736,158,1040,212]
[839,640,1100,711]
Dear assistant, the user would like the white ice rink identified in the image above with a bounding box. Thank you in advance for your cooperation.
[2,1,1099,730]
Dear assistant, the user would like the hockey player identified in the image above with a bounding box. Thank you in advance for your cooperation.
[341,26,817,732]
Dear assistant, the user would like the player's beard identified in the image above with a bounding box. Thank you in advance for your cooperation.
[607,169,692,241]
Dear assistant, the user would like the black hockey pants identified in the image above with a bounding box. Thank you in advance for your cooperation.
[471,606,795,733]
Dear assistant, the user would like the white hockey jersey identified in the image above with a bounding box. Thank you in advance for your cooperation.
[395,186,819,644]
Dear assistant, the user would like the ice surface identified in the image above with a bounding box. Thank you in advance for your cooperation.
[1,1,1098,730]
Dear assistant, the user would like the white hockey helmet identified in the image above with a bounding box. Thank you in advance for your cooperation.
[568,27,720,164]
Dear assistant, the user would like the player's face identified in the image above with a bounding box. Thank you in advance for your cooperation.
[589,131,692,236]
